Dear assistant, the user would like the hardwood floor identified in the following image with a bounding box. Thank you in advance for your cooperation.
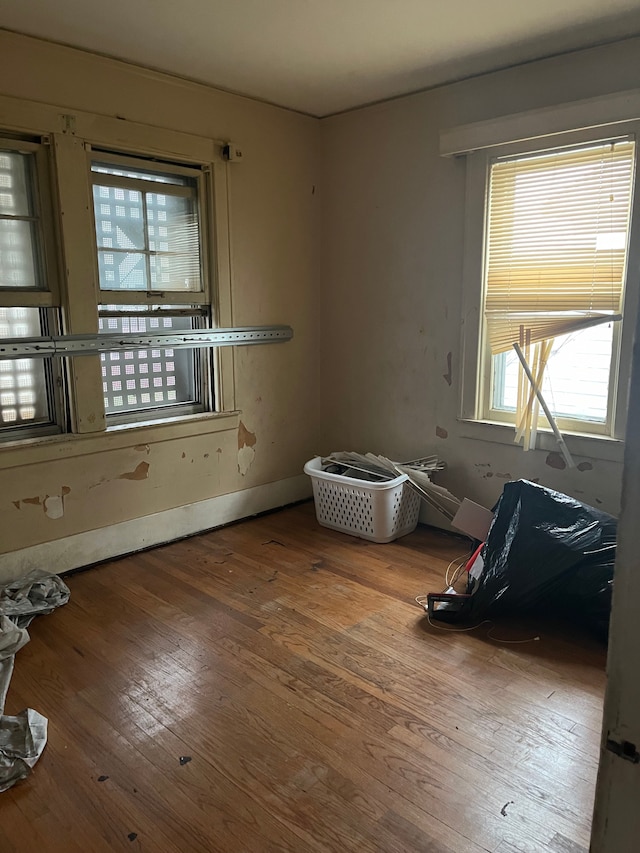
[1,502,606,852]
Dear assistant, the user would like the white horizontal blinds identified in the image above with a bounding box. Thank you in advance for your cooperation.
[484,139,635,354]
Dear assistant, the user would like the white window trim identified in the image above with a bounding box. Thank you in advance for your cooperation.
[0,92,237,454]
[458,120,640,461]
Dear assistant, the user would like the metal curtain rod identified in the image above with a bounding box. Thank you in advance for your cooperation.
[0,325,293,360]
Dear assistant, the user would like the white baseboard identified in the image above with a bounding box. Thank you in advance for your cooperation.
[0,474,312,583]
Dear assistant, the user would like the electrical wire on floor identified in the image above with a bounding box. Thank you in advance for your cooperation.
[445,553,470,589]
[414,596,541,644]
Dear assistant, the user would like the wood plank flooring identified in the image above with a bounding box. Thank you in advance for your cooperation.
[1,502,606,852]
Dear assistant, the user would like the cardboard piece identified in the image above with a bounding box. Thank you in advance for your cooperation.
[451,498,494,542]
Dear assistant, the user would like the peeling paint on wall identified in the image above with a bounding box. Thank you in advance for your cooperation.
[238,446,255,476]
[577,461,593,472]
[13,487,71,517]
[117,461,150,481]
[43,495,64,519]
[238,420,257,476]
[134,444,150,454]
[435,426,448,439]
[238,421,257,450]
[88,460,150,490]
[546,452,566,470]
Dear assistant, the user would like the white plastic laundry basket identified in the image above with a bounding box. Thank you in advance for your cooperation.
[304,456,420,543]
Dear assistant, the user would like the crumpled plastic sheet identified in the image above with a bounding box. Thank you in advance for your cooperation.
[0,572,70,792]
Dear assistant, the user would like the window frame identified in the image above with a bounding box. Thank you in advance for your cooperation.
[97,304,213,423]
[460,121,640,448]
[0,97,237,455]
[87,149,214,425]
[0,136,67,438]
[88,149,211,305]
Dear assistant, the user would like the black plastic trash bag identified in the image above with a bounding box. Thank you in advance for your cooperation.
[466,480,616,640]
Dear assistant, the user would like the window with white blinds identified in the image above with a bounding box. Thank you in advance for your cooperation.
[482,137,636,432]
[484,139,635,355]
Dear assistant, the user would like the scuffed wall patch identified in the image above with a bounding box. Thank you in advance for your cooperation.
[238,420,257,476]
[435,426,448,439]
[442,352,452,386]
[577,461,593,472]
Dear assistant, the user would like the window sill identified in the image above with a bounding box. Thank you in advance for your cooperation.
[0,410,240,471]
[458,418,625,464]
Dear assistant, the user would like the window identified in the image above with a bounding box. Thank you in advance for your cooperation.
[0,106,233,446]
[463,129,639,444]
[90,156,211,422]
[0,141,63,438]
[91,160,202,293]
[98,306,205,417]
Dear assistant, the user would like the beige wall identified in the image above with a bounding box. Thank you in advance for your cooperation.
[0,32,321,559]
[320,37,640,520]
[3,30,640,562]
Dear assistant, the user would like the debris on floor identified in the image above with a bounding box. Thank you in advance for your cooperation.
[0,571,70,792]
[321,451,460,520]
[424,480,616,641]
[304,452,460,544]
[501,800,514,817]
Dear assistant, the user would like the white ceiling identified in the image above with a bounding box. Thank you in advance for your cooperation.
[3,0,640,116]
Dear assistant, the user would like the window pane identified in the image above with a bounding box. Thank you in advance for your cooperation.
[0,219,39,288]
[93,185,145,249]
[492,322,614,423]
[97,249,148,290]
[0,151,33,217]
[0,151,41,289]
[98,312,198,415]
[0,307,52,428]
[92,161,202,293]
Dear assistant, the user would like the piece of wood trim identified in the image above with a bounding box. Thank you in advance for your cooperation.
[440,89,640,156]
[0,410,240,470]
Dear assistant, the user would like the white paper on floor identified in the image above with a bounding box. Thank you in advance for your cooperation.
[0,572,70,792]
